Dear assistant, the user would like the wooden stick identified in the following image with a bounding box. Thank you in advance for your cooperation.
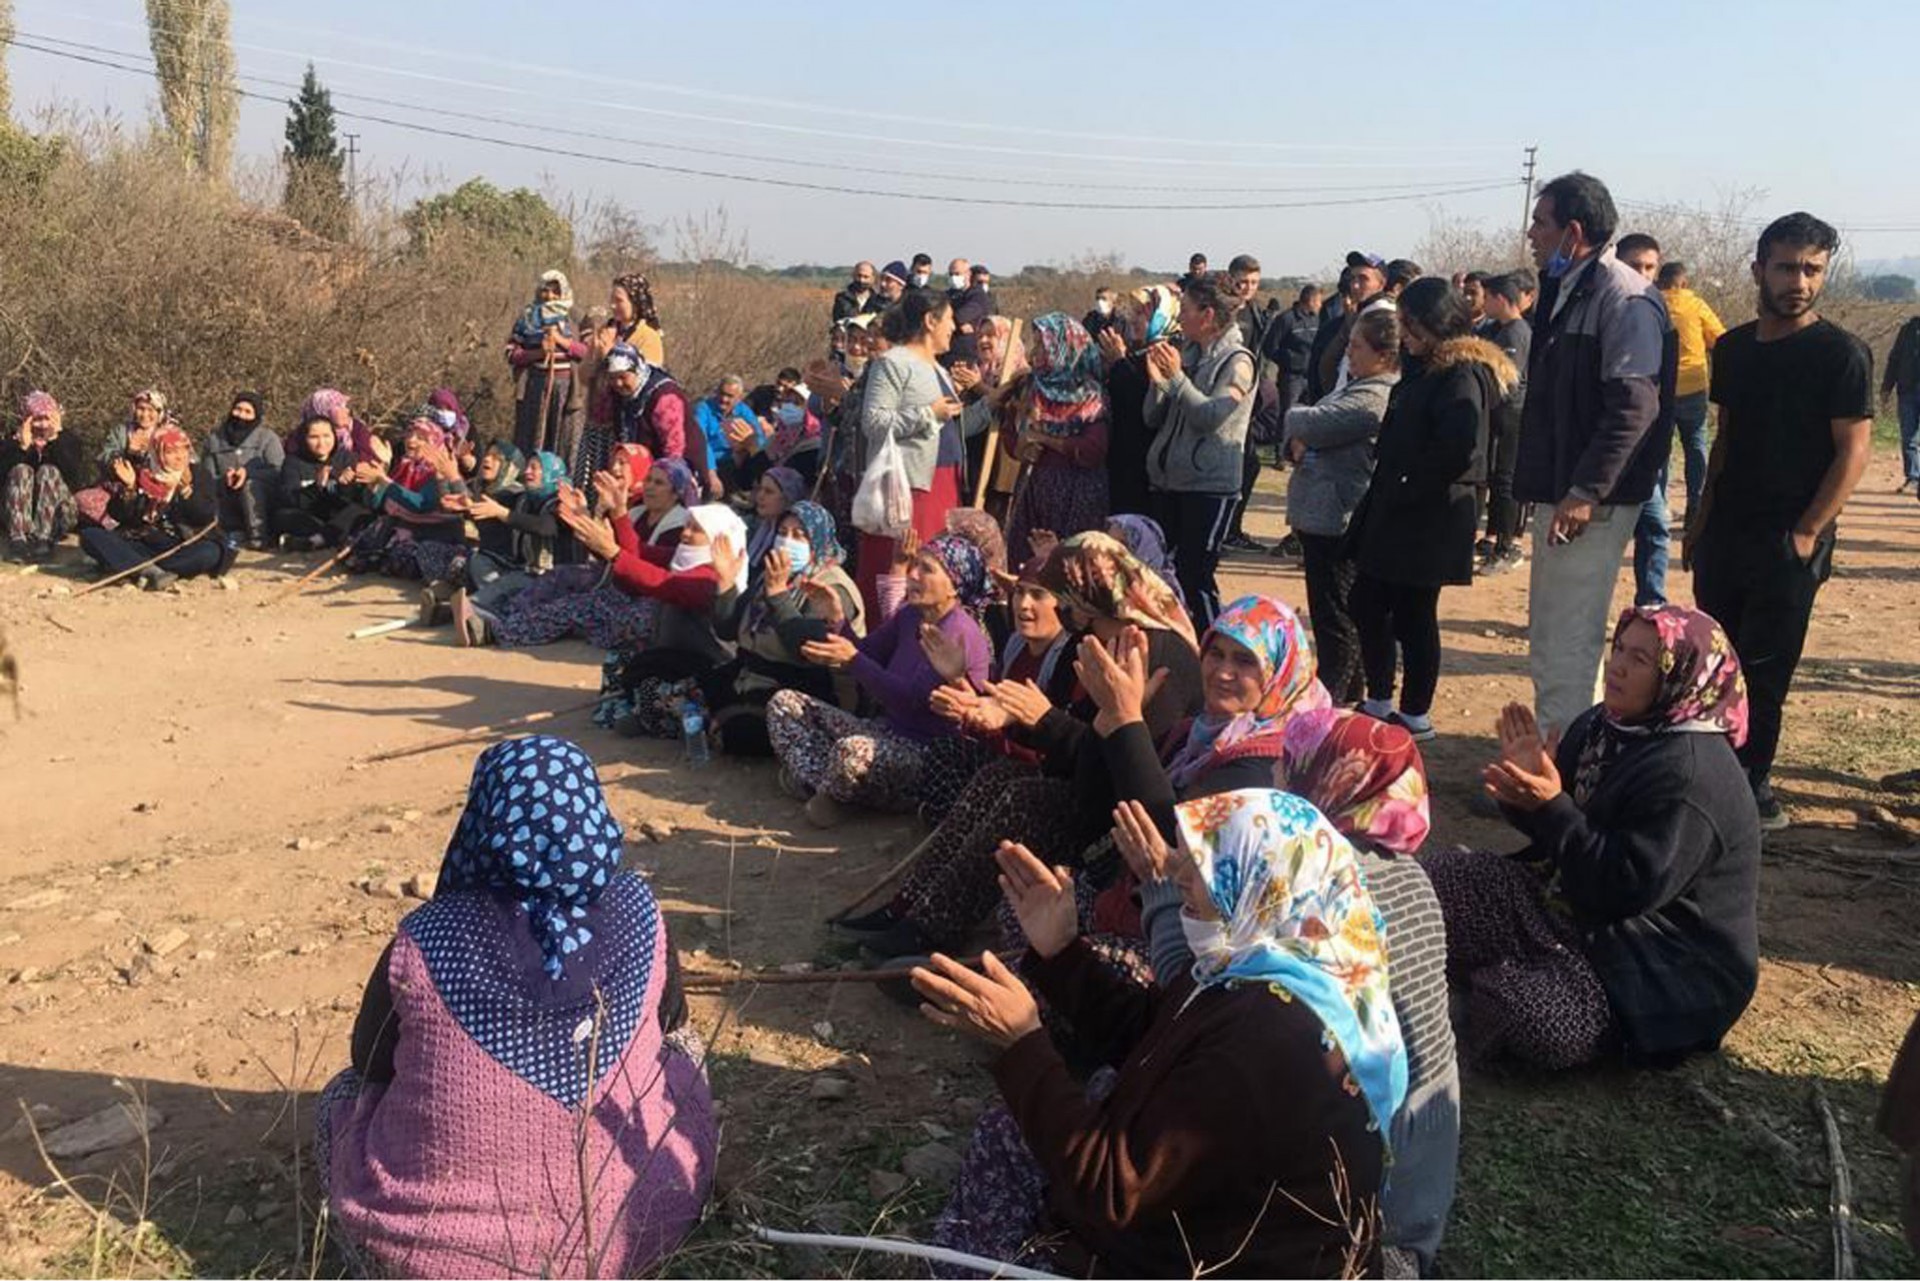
[682,951,1014,989]
[827,829,936,922]
[1812,1082,1855,1279]
[260,541,354,606]
[41,610,76,635]
[968,317,1023,509]
[76,521,219,596]
[359,697,603,764]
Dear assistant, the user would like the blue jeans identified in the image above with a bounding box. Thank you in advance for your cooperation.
[1673,391,1711,512]
[1900,389,1919,483]
[1633,468,1671,606]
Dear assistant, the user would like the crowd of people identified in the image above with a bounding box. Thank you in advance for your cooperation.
[3,168,1905,1277]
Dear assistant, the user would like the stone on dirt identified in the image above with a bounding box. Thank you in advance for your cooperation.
[900,1140,963,1189]
[42,1101,164,1159]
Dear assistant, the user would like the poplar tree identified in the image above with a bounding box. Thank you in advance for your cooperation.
[146,0,237,178]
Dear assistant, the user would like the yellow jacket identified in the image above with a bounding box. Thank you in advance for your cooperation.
[1661,287,1725,397]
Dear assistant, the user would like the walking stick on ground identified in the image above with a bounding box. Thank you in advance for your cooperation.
[826,828,937,923]
[360,697,603,764]
[681,951,1019,990]
[259,541,354,606]
[77,521,220,596]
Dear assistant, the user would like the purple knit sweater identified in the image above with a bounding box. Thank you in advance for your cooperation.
[848,603,992,741]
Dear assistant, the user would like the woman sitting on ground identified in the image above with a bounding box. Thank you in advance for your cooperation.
[273,414,361,550]
[317,735,715,1280]
[1423,604,1761,1070]
[200,391,283,551]
[421,450,571,625]
[1126,709,1456,1275]
[461,453,690,650]
[754,383,824,488]
[919,794,1399,1278]
[74,388,166,528]
[347,411,472,582]
[293,387,376,466]
[743,466,806,583]
[688,499,865,757]
[1346,278,1514,742]
[552,500,747,739]
[79,425,224,589]
[466,439,526,559]
[2,390,85,562]
[843,531,1201,962]
[767,531,993,828]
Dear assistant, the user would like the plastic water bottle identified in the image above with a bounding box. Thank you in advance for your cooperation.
[681,697,711,768]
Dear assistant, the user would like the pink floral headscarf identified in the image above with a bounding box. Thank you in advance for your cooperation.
[1278,708,1431,856]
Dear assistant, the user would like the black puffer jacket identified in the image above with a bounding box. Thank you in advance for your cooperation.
[1348,336,1515,587]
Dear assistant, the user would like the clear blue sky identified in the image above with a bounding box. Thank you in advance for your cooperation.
[7,0,1916,275]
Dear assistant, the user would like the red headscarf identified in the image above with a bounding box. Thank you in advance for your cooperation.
[137,425,193,501]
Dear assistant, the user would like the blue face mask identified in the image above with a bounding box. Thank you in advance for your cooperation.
[1543,228,1577,279]
[777,536,812,575]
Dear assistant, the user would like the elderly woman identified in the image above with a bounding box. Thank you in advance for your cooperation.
[767,531,993,827]
[743,466,806,575]
[1423,604,1761,1070]
[317,736,715,1279]
[347,411,472,582]
[199,390,283,549]
[75,388,169,528]
[2,391,85,561]
[1282,308,1402,705]
[694,499,865,756]
[918,793,1399,1278]
[842,531,1201,962]
[421,450,571,624]
[999,313,1111,564]
[78,424,224,589]
[506,269,586,456]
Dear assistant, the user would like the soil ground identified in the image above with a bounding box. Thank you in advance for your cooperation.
[1,450,1917,1278]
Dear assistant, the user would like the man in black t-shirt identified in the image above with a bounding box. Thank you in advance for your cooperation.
[1690,211,1874,831]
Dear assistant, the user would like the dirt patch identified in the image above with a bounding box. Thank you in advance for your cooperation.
[1,451,1917,1277]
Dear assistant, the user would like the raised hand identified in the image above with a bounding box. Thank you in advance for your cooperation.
[591,470,626,515]
[985,678,1052,729]
[994,841,1078,960]
[1111,799,1173,887]
[910,951,1041,1049]
[708,534,743,591]
[918,620,970,683]
[800,634,859,669]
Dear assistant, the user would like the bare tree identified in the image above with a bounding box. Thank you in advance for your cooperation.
[145,0,237,179]
[0,0,14,121]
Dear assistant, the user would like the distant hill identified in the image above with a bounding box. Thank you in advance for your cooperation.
[1859,256,1920,278]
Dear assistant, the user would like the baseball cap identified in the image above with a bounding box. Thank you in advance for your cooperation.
[1345,251,1385,269]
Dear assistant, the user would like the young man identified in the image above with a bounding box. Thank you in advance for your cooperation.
[1658,260,1727,514]
[1461,270,1489,331]
[1615,233,1662,281]
[1512,172,1674,740]
[1883,311,1920,492]
[1265,284,1323,411]
[1613,232,1681,607]
[1223,253,1273,551]
[1478,273,1532,574]
[1083,286,1122,341]
[1177,252,1209,293]
[909,253,935,291]
[1690,212,1873,830]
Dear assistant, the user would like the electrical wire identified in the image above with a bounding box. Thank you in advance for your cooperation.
[4,36,1522,213]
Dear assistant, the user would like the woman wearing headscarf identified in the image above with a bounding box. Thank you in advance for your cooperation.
[1346,278,1515,741]
[743,466,806,577]
[317,736,715,1279]
[2,391,84,562]
[1099,513,1184,609]
[752,382,824,487]
[920,792,1397,1278]
[506,268,586,457]
[200,391,284,549]
[955,313,1028,510]
[467,439,527,555]
[842,531,1201,962]
[293,387,376,465]
[346,411,472,582]
[459,454,692,650]
[422,450,571,624]
[1093,285,1180,518]
[767,530,993,827]
[609,270,665,367]
[999,312,1111,564]
[78,424,224,589]
[1423,604,1761,1070]
[74,388,168,529]
[1126,708,1455,1274]
[273,414,360,550]
[693,499,865,757]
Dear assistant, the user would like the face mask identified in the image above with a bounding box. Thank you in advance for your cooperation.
[1544,228,1577,279]
[670,541,713,574]
[842,354,869,378]
[910,271,930,288]
[852,279,871,293]
[1179,912,1228,964]
[775,402,806,427]
[777,536,812,575]
[948,273,967,291]
[977,282,990,295]
[1094,298,1112,316]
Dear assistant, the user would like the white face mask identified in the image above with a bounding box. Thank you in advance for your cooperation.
[1094,297,1112,316]
[948,272,967,291]
[978,281,990,294]
[669,541,713,575]
[910,271,931,288]
[1179,912,1229,964]
[843,354,869,377]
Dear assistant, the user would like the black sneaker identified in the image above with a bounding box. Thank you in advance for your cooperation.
[1474,537,1496,560]
[1754,785,1790,833]
[1269,532,1304,561]
[859,918,934,962]
[1223,532,1265,553]
[832,906,900,936]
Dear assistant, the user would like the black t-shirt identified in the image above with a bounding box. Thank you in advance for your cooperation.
[1707,318,1873,532]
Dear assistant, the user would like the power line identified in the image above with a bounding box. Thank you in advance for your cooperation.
[19,29,1515,197]
[98,0,1520,156]
[54,7,1505,172]
[4,36,1521,214]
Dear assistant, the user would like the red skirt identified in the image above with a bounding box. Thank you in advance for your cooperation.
[855,464,961,614]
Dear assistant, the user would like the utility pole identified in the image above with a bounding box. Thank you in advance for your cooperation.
[1518,144,1538,258]
[343,132,359,206]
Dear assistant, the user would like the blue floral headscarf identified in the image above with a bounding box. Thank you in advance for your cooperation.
[787,499,845,569]
[438,735,626,980]
[922,532,991,612]
[523,450,569,503]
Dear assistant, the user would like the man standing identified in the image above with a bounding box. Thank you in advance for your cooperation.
[1142,275,1255,630]
[1460,271,1489,331]
[832,261,881,323]
[1614,232,1679,607]
[1177,252,1209,293]
[948,259,991,336]
[1657,260,1727,515]
[1084,286,1122,341]
[1265,284,1323,411]
[909,254,935,291]
[1478,273,1532,574]
[1224,253,1273,552]
[877,261,909,305]
[1883,311,1920,492]
[1310,254,1386,402]
[1691,212,1873,830]
[1513,171,1674,739]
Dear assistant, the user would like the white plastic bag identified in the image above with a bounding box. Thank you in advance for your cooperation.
[851,427,914,539]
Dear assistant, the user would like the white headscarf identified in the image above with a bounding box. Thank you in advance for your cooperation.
[672,503,750,594]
